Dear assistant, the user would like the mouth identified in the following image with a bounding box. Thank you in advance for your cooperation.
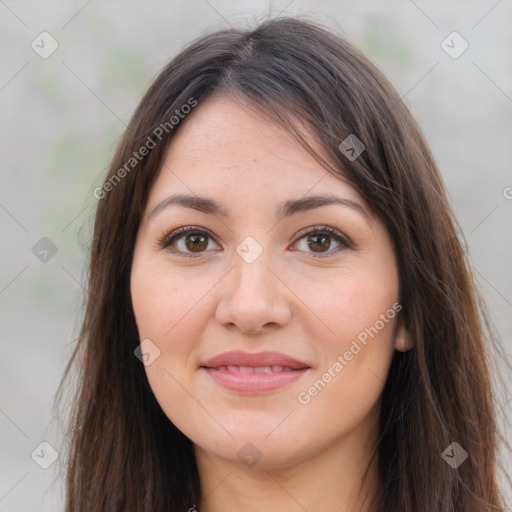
[207,365,300,373]
[200,350,311,393]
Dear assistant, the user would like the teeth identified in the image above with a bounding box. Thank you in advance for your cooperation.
[217,365,291,373]
[254,366,272,373]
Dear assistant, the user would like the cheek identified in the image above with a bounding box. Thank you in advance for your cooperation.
[295,264,398,350]
[293,266,398,414]
[131,259,210,342]
[130,260,214,431]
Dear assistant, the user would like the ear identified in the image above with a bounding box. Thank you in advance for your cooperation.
[393,316,412,352]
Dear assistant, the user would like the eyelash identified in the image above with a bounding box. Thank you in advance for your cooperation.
[157,225,352,259]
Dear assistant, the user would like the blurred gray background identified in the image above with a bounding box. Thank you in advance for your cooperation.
[1,1,511,510]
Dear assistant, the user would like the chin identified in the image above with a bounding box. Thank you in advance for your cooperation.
[192,429,312,471]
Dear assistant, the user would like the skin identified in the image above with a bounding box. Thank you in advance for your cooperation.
[130,95,410,512]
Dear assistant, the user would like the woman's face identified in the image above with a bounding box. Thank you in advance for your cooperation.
[130,95,405,469]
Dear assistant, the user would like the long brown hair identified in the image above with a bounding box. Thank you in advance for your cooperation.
[57,16,510,511]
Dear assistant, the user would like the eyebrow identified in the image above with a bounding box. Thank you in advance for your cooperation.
[148,193,370,223]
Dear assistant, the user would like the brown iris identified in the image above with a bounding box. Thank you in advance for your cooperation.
[308,234,330,252]
[185,233,208,252]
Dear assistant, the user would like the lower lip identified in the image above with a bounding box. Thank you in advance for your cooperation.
[202,367,309,393]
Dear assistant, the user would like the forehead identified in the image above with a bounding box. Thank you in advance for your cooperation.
[147,95,369,214]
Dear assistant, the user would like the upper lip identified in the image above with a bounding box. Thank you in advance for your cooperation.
[201,350,310,369]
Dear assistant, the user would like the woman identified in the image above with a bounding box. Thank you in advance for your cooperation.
[59,16,510,511]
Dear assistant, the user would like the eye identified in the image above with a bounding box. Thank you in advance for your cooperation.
[291,225,351,258]
[158,226,219,258]
[158,225,351,259]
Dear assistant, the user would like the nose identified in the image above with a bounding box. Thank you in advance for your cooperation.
[215,249,293,335]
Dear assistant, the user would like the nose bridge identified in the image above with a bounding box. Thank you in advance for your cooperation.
[215,235,292,333]
[231,237,275,299]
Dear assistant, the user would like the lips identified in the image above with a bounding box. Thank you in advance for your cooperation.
[213,365,296,373]
[201,350,310,370]
[200,350,310,393]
